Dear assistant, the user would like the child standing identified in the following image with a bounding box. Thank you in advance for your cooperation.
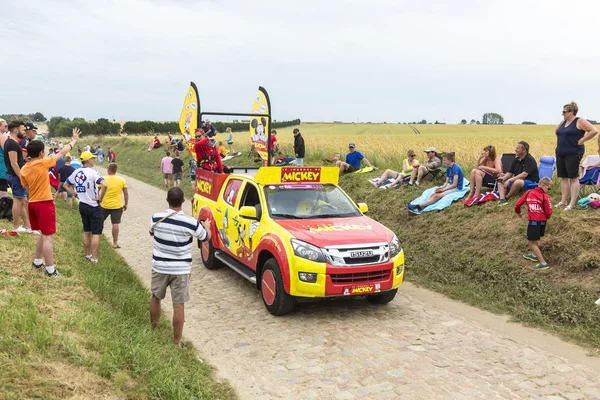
[515,177,553,270]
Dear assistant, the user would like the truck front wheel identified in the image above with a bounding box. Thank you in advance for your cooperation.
[261,259,295,316]
[366,288,398,305]
[200,239,222,270]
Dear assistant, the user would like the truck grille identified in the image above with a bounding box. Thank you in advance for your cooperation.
[331,269,390,284]
[322,242,389,267]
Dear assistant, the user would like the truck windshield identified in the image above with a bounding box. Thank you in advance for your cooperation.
[265,184,361,220]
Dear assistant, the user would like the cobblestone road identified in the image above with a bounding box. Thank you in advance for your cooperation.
[105,169,600,400]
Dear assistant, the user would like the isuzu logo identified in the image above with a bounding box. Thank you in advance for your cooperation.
[349,250,373,258]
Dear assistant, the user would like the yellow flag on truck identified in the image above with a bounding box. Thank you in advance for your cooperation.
[179,82,200,159]
[249,86,271,163]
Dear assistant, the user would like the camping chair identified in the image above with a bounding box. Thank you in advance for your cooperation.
[579,167,600,198]
[421,151,446,183]
[501,153,516,174]
[580,155,600,179]
[538,156,556,180]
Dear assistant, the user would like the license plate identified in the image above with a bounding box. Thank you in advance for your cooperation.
[349,250,373,258]
[343,283,381,296]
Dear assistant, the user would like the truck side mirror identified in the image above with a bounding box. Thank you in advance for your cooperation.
[240,206,258,220]
[357,202,369,214]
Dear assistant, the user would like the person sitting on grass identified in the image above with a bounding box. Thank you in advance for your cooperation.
[515,177,553,270]
[408,147,441,186]
[407,152,464,215]
[465,144,502,204]
[372,149,418,188]
[336,142,373,175]
[497,141,539,206]
[218,141,228,158]
[148,136,161,151]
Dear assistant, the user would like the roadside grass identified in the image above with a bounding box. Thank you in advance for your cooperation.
[69,124,600,349]
[0,203,235,399]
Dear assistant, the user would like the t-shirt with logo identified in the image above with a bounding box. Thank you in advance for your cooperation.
[3,138,25,176]
[446,163,464,191]
[161,156,173,174]
[171,157,184,174]
[19,156,57,203]
[100,175,127,210]
[65,167,105,207]
[345,151,364,170]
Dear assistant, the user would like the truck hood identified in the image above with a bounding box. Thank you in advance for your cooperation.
[275,216,394,247]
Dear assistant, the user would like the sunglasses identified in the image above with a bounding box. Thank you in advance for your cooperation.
[562,110,571,115]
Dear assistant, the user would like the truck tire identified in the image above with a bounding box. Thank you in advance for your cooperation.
[199,239,222,270]
[261,259,295,316]
[366,288,398,305]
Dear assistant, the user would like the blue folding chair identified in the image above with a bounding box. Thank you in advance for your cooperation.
[579,167,600,198]
[538,156,556,180]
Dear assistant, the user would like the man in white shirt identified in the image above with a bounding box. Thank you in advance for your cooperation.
[149,187,211,346]
[63,151,107,264]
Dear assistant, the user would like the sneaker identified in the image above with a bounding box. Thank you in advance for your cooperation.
[532,263,550,271]
[522,253,538,262]
[46,270,61,278]
[595,298,600,306]
[554,201,565,208]
[26,228,40,235]
[14,226,28,233]
[414,181,420,186]
[564,205,573,211]
[85,255,93,263]
[497,199,509,206]
[32,262,45,269]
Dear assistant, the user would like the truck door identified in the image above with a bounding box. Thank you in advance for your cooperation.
[215,178,243,256]
[233,181,263,264]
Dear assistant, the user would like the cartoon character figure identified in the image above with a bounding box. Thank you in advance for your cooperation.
[234,219,252,259]
[226,189,235,204]
[251,117,268,143]
[219,209,231,250]
[247,221,260,262]
[184,112,192,131]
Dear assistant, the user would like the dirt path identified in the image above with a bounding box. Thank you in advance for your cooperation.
[99,167,600,399]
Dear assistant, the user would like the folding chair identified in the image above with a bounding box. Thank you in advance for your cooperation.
[501,153,516,174]
[538,156,556,180]
[580,155,600,179]
[579,167,600,198]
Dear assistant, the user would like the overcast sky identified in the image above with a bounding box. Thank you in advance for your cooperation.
[2,0,599,124]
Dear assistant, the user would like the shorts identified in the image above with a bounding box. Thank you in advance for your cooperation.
[173,172,182,181]
[102,207,123,224]
[57,182,73,198]
[527,221,546,241]
[151,271,190,304]
[79,202,104,234]
[6,174,26,199]
[227,140,233,145]
[29,200,56,235]
[556,154,583,179]
[508,179,538,191]
[0,178,7,192]
[163,173,172,179]
[296,158,304,166]
[345,165,358,173]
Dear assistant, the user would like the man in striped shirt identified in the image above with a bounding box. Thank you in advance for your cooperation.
[149,187,211,346]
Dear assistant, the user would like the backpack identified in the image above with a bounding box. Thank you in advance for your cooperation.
[0,197,13,221]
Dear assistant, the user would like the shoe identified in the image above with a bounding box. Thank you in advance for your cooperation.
[85,255,93,262]
[595,298,600,306]
[46,270,61,278]
[532,263,550,270]
[14,226,28,233]
[414,181,420,186]
[497,199,509,206]
[26,228,40,235]
[554,201,565,208]
[408,181,414,186]
[523,253,538,262]
[32,262,45,269]
[564,205,573,211]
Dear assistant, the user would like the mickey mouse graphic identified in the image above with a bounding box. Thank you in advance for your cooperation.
[251,117,268,143]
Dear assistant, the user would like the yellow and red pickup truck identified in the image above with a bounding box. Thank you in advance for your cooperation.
[192,166,405,315]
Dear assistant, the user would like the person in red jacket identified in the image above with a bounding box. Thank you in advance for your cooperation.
[194,129,223,173]
[515,177,553,270]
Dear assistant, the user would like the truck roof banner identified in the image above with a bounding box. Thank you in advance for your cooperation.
[254,166,339,186]
[179,81,201,160]
[249,86,271,163]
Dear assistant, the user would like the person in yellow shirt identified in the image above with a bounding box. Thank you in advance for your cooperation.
[20,128,80,277]
[100,163,129,248]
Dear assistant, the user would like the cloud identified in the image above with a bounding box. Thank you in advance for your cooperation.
[1,0,600,124]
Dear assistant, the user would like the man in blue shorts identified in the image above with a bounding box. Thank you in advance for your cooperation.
[497,141,539,206]
[336,142,372,175]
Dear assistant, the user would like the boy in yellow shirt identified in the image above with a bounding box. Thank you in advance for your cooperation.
[100,163,128,248]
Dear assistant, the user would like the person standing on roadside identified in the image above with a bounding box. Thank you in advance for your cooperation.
[20,128,80,277]
[293,128,305,166]
[0,118,9,198]
[101,163,128,249]
[4,120,34,233]
[171,151,184,188]
[226,127,234,154]
[554,101,598,210]
[55,156,76,209]
[149,187,211,347]
[160,151,173,188]
[63,151,108,265]
[96,145,104,165]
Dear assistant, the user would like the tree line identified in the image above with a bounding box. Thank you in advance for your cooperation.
[47,117,301,137]
[0,112,47,123]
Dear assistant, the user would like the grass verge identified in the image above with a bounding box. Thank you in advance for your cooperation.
[0,202,236,399]
[79,134,600,351]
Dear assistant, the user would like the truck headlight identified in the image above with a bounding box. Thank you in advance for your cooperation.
[291,239,326,263]
[299,272,318,283]
[389,234,401,259]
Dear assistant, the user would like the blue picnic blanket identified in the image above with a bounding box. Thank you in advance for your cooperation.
[409,178,470,212]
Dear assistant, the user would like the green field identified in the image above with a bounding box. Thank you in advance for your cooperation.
[70,123,600,350]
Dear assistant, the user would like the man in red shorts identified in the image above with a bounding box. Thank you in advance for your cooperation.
[20,128,80,277]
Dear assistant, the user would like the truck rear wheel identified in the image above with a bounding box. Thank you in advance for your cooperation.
[200,239,222,270]
[261,259,295,316]
[366,288,398,305]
